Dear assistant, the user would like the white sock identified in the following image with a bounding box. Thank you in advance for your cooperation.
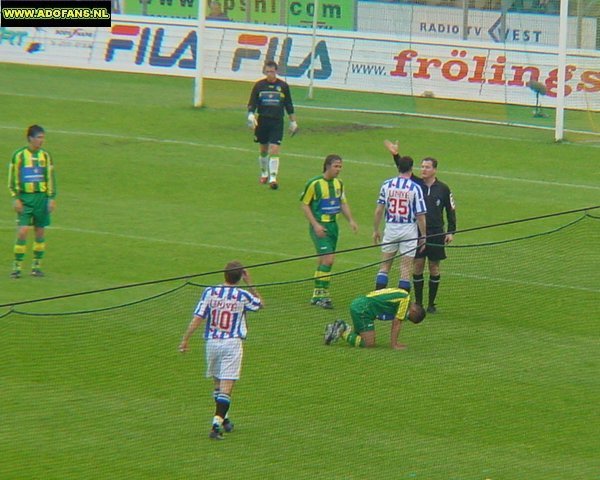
[269,157,279,181]
[259,155,269,177]
[212,415,223,428]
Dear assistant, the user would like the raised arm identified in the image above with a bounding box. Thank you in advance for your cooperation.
[242,269,264,307]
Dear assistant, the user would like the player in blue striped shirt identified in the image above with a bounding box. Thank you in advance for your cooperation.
[179,261,263,440]
[373,144,426,292]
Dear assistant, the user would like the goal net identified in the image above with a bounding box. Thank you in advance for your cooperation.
[116,0,600,141]
[353,0,600,141]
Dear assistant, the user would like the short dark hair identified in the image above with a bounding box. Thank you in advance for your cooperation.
[27,125,45,139]
[264,60,278,71]
[323,154,342,172]
[395,155,414,173]
[224,261,244,284]
[409,303,426,324]
[422,157,438,169]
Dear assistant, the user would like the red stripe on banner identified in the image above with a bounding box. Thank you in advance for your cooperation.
[238,34,268,46]
[111,25,140,36]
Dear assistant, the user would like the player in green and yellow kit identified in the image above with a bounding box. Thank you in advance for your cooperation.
[324,288,426,349]
[300,154,358,309]
[8,125,57,278]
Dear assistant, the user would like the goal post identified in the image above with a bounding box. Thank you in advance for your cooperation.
[555,0,569,142]
[193,0,207,107]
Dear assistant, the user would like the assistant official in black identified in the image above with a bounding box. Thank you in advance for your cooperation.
[413,157,456,313]
[247,60,297,190]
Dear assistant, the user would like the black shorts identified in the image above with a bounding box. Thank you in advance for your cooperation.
[255,116,284,145]
[416,229,447,261]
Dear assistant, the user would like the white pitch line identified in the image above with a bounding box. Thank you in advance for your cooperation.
[0,124,598,191]
[0,221,366,265]
[0,223,296,258]
[1,222,597,293]
[2,88,599,148]
[448,272,600,294]
[2,91,123,105]
[436,170,600,190]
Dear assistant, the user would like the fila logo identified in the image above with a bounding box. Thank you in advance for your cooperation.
[105,24,196,69]
[232,33,332,79]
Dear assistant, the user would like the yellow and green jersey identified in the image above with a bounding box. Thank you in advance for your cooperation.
[8,147,56,199]
[352,288,411,320]
[299,175,346,223]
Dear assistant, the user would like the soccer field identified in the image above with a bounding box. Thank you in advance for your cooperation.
[0,63,599,479]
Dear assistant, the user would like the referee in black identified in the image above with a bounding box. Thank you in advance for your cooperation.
[247,60,297,190]
[412,157,456,313]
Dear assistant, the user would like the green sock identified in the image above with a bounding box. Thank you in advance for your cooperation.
[343,331,365,348]
[33,237,45,260]
[14,239,26,265]
[314,264,332,294]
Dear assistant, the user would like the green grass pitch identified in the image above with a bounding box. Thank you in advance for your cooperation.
[0,63,599,479]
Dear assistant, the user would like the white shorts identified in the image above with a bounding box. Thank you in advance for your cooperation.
[381,223,419,256]
[205,338,244,381]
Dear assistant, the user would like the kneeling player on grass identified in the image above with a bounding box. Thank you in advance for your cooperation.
[324,288,425,350]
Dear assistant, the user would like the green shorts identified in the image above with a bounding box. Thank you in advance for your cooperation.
[350,297,375,333]
[309,221,339,255]
[17,193,51,228]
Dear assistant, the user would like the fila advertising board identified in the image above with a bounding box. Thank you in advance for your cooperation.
[0,16,598,110]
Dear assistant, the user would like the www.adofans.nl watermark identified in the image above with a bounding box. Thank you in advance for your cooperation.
[1,0,112,27]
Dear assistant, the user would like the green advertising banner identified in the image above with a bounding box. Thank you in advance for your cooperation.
[120,0,355,30]
[119,0,197,18]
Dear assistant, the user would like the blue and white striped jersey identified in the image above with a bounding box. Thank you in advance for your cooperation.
[194,285,262,340]
[377,176,427,224]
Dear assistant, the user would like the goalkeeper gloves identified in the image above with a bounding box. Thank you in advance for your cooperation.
[247,112,257,129]
[289,120,298,136]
